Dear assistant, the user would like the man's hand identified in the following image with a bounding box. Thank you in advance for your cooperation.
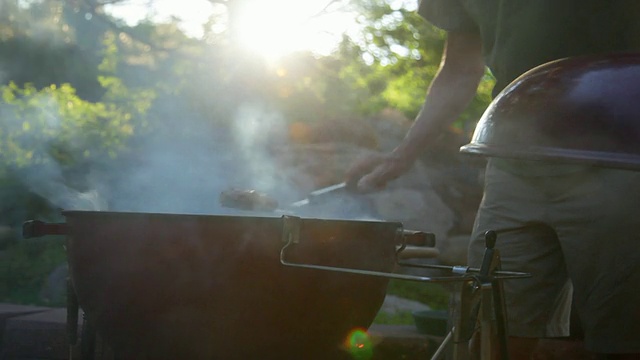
[345,152,414,193]
[346,30,484,194]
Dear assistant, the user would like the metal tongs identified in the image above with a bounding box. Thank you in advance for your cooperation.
[289,182,347,208]
[219,182,348,211]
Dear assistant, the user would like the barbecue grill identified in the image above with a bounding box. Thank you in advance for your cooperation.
[22,210,436,359]
[460,52,640,170]
[23,210,528,359]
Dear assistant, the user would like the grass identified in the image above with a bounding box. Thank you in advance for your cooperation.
[373,310,415,325]
[1,237,67,306]
[386,280,450,310]
[372,279,451,325]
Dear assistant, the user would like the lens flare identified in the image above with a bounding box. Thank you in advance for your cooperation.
[345,328,373,360]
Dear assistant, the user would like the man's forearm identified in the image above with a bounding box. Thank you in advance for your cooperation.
[393,31,485,162]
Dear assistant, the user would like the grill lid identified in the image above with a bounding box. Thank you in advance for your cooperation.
[460,52,640,171]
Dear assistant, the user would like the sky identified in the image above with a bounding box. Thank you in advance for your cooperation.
[105,0,363,58]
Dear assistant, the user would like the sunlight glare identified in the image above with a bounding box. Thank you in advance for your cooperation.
[104,0,213,38]
[105,0,359,58]
[234,0,356,59]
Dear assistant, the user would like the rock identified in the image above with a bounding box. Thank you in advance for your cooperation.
[288,117,379,149]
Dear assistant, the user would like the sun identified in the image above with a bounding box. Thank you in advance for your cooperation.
[232,0,356,59]
[105,0,357,59]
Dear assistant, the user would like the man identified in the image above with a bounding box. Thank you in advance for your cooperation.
[346,1,640,359]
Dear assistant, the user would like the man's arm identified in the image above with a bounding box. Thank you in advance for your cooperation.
[393,30,485,161]
[347,31,485,191]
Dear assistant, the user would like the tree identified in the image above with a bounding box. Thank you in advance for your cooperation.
[334,0,494,125]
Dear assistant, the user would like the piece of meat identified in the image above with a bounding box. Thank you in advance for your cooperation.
[219,189,279,211]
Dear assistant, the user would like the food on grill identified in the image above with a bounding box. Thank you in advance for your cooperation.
[219,188,279,211]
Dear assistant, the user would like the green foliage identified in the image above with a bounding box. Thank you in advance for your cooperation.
[0,80,148,167]
[0,237,66,305]
[323,0,494,129]
[96,32,156,130]
[0,29,156,169]
[0,0,495,307]
[386,280,450,310]
[373,280,451,325]
[373,309,415,325]
[0,2,159,306]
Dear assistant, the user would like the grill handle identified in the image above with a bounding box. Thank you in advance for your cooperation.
[396,229,438,259]
[402,229,435,247]
[396,245,440,259]
[23,220,67,238]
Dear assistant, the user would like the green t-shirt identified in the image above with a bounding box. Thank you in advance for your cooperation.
[419,0,640,96]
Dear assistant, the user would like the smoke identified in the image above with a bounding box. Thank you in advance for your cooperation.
[18,166,107,211]
[0,91,107,212]
[231,103,291,190]
[79,101,289,215]
[34,99,313,218]
[4,86,375,221]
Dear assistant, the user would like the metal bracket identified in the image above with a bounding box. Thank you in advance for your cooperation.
[279,220,529,285]
[278,223,526,360]
[281,215,301,244]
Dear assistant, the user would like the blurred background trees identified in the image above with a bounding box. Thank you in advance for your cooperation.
[0,0,494,305]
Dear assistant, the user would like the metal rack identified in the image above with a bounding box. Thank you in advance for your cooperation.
[279,216,530,360]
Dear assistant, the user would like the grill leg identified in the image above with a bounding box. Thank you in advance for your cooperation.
[81,312,97,360]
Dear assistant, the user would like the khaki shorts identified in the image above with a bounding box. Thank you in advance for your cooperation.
[468,159,640,353]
